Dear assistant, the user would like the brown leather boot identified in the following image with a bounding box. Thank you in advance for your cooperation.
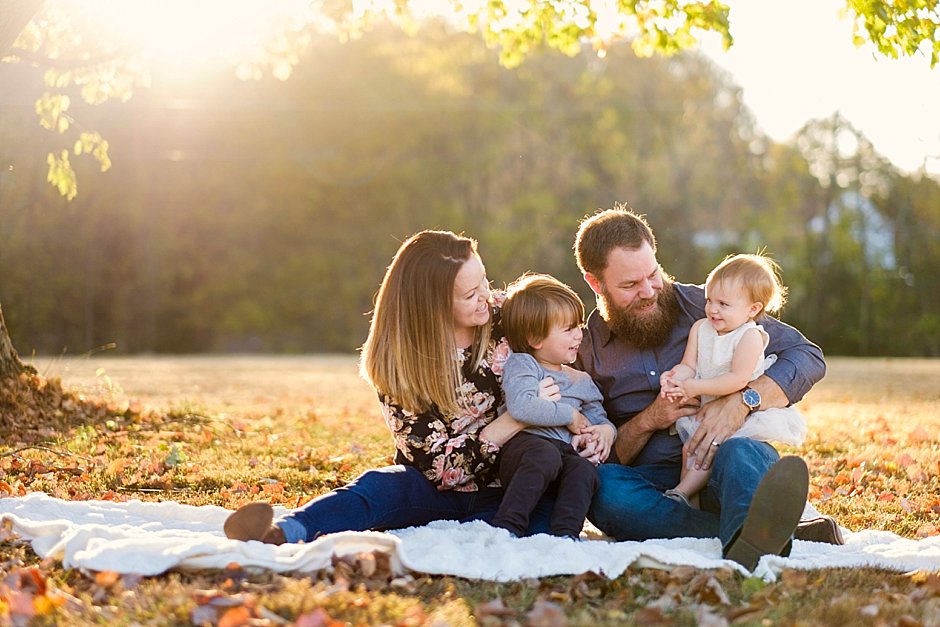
[794,516,845,545]
[224,502,286,545]
[725,456,809,571]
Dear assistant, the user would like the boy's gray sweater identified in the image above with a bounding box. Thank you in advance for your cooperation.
[501,352,613,443]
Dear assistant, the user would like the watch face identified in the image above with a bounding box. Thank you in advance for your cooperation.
[743,388,761,409]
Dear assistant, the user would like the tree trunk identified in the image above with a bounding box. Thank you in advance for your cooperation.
[0,303,32,380]
[0,1,45,379]
[0,0,44,56]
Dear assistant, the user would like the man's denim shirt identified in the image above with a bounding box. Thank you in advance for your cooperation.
[575,282,826,465]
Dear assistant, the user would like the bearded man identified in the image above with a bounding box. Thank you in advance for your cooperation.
[573,205,842,571]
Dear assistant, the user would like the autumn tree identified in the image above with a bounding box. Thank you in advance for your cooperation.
[2,0,940,385]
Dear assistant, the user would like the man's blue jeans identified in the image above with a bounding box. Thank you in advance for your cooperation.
[588,436,781,550]
[278,465,554,543]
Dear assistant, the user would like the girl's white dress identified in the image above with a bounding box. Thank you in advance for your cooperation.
[674,320,808,447]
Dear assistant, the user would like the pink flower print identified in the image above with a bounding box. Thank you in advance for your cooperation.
[445,434,468,455]
[380,403,403,431]
[430,455,447,480]
[426,430,448,453]
[490,339,511,376]
[452,479,479,493]
[479,438,501,455]
[439,466,467,489]
[468,391,493,417]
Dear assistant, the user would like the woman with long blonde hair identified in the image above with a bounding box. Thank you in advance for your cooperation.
[224,230,556,543]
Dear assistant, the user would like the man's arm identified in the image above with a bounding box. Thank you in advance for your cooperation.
[613,394,699,464]
[761,317,827,404]
[685,317,826,470]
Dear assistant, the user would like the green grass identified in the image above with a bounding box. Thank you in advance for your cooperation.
[2,355,939,625]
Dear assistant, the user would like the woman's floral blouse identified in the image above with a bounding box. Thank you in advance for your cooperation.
[379,304,513,492]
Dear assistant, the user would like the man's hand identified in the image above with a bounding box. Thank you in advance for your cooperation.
[613,394,699,464]
[640,393,700,432]
[684,393,748,471]
[683,374,790,471]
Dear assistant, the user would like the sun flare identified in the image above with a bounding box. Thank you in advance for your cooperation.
[70,0,312,76]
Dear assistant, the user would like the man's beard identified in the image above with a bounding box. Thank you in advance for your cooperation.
[599,279,680,349]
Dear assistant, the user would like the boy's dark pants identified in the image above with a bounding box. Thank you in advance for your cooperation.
[492,431,599,537]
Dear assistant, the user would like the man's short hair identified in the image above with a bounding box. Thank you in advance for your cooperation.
[574,203,657,277]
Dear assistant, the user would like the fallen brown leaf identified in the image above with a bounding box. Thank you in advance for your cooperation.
[525,599,567,627]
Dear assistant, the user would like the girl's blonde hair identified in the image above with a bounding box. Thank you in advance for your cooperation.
[360,230,491,415]
[706,253,788,316]
[501,274,584,354]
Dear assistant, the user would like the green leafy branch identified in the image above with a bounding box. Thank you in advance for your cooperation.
[34,92,112,201]
[846,0,940,67]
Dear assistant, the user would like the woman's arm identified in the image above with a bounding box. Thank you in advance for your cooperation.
[480,376,566,446]
[380,395,493,490]
[501,355,575,427]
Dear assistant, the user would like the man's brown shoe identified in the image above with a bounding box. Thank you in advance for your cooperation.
[725,456,809,571]
[795,516,845,545]
[224,502,286,545]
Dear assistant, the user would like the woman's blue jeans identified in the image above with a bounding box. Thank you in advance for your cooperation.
[588,437,781,550]
[277,464,554,543]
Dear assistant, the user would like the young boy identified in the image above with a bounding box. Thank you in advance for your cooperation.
[493,273,616,538]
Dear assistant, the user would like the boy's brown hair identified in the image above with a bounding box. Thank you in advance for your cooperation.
[501,273,584,354]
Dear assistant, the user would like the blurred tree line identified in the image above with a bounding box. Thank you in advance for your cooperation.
[1,27,938,358]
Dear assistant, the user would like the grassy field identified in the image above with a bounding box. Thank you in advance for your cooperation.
[2,355,939,625]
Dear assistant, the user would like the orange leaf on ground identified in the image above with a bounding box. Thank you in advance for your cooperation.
[7,590,35,619]
[218,605,252,627]
[906,464,927,482]
[0,518,18,542]
[526,599,567,627]
[476,598,515,618]
[94,571,120,587]
[908,425,931,443]
[295,608,342,627]
[852,467,865,484]
[32,593,64,616]
[916,523,939,538]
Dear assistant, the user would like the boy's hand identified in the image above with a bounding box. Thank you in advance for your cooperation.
[567,410,589,434]
[571,433,596,458]
[579,424,616,463]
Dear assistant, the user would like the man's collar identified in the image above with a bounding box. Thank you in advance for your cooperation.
[587,309,615,346]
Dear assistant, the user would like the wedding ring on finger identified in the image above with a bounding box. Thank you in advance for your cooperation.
[710,440,721,447]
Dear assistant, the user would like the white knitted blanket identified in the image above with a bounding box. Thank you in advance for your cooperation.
[2,493,937,582]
